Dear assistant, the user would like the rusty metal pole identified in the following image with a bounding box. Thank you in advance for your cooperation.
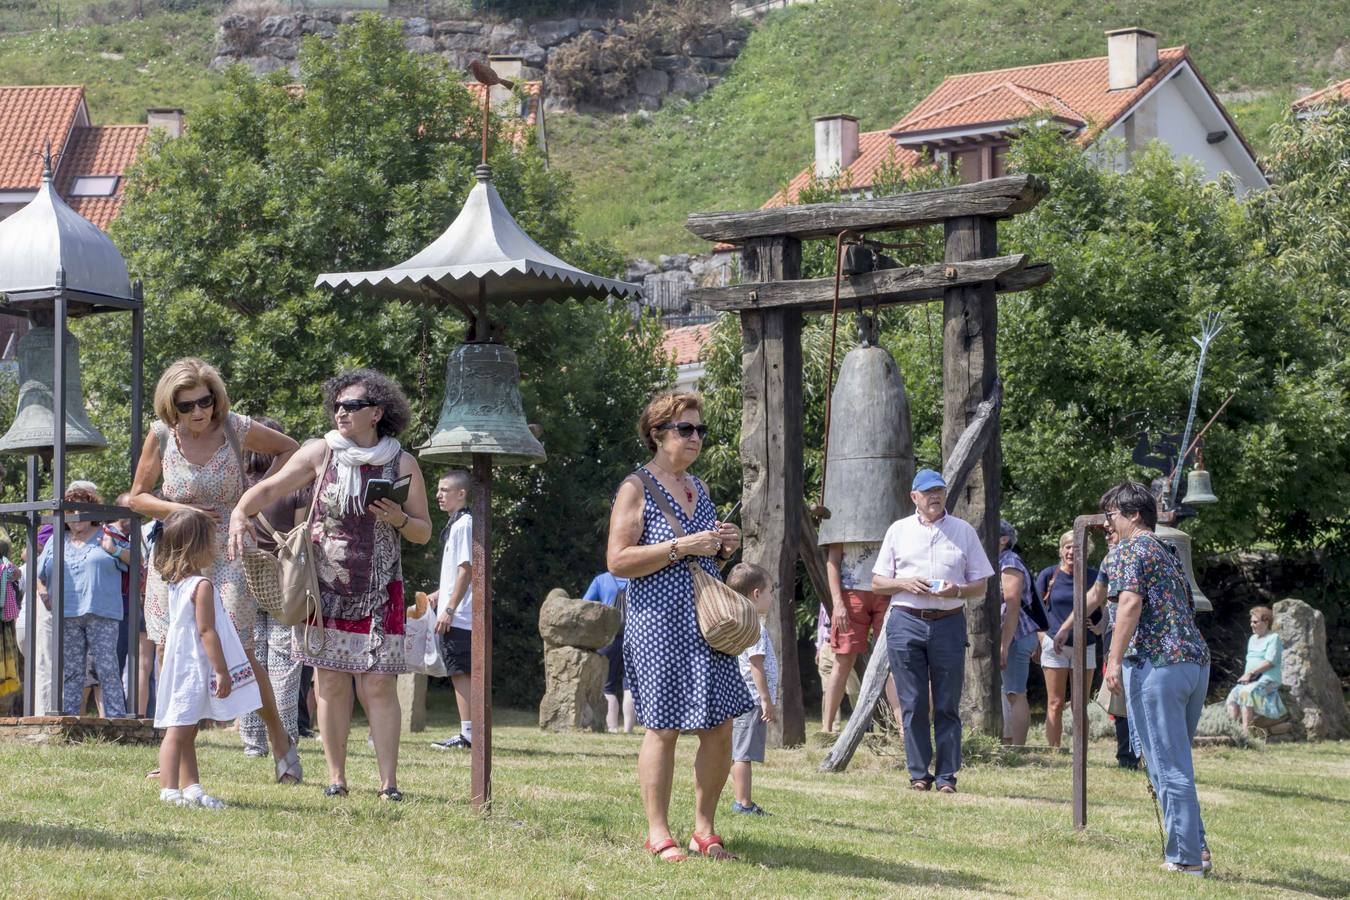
[469,453,493,810]
[1071,515,1091,831]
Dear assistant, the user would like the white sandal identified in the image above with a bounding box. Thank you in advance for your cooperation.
[274,740,303,784]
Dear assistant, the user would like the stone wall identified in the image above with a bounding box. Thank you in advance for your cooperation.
[211,9,750,113]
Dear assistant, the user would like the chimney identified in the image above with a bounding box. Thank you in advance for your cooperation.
[146,107,184,138]
[1106,28,1159,90]
[814,114,859,178]
[488,55,524,108]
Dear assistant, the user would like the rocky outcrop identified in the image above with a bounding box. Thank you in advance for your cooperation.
[210,10,751,113]
[538,588,618,732]
[1273,597,1350,740]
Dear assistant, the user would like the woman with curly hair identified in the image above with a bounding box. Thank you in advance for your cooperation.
[230,369,432,801]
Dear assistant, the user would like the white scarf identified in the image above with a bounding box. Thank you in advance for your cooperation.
[324,430,402,514]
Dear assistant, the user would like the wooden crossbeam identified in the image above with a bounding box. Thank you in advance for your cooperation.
[689,256,1051,313]
[684,175,1048,243]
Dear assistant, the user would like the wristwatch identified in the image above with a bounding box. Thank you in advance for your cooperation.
[668,538,679,561]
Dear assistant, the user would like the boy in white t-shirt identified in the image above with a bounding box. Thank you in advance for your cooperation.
[727,563,777,817]
[429,471,474,751]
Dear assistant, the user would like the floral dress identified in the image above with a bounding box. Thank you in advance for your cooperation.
[145,412,254,648]
[294,455,406,674]
[622,467,754,730]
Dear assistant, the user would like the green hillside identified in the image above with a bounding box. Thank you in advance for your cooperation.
[550,0,1349,257]
[0,11,220,122]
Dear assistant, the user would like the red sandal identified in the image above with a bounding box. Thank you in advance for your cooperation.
[688,832,737,861]
[644,837,688,862]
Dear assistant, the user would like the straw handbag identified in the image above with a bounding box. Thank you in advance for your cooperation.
[632,469,759,657]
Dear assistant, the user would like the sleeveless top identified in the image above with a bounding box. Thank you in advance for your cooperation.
[144,412,253,644]
[311,454,403,621]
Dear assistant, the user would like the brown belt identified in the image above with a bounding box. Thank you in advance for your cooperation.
[896,605,964,621]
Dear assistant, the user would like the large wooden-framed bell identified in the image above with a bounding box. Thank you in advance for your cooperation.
[817,315,914,545]
[0,324,107,455]
[418,341,545,467]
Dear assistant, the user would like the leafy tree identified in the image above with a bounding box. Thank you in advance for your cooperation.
[58,15,671,706]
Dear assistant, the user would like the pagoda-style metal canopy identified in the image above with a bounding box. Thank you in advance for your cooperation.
[0,157,134,309]
[315,117,640,813]
[316,164,637,308]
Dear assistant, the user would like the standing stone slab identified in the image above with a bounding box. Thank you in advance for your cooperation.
[539,646,608,732]
[1273,597,1350,739]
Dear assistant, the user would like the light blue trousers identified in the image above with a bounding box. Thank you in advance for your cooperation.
[1124,659,1209,865]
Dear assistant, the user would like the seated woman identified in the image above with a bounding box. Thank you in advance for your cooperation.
[1225,605,1286,730]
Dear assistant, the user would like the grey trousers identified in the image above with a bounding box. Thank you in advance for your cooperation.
[241,610,300,753]
[63,614,125,717]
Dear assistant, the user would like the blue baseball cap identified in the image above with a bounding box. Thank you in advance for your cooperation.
[912,469,947,492]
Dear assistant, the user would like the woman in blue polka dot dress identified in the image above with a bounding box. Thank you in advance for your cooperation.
[607,391,754,863]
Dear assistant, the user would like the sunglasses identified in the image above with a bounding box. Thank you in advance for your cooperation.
[658,422,709,440]
[174,394,215,415]
[334,398,379,413]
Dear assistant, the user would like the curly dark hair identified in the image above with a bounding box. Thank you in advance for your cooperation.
[322,368,410,439]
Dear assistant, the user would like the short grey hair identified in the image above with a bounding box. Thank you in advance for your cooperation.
[999,519,1018,547]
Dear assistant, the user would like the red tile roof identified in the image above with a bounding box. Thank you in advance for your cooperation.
[661,323,713,366]
[0,85,86,189]
[890,47,1188,140]
[55,124,149,230]
[767,46,1214,208]
[765,129,925,208]
[1294,78,1350,111]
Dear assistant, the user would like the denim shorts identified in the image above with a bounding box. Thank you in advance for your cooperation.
[1002,631,1038,694]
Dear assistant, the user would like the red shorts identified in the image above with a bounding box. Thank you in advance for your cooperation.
[829,589,889,654]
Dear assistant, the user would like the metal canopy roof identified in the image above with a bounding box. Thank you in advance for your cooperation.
[315,164,640,306]
[0,160,134,305]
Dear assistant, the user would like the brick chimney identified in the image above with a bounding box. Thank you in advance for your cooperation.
[1106,28,1159,90]
[814,114,859,178]
[146,107,184,138]
[488,55,523,108]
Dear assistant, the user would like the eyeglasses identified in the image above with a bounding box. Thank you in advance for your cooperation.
[334,399,379,413]
[658,422,708,440]
[1103,510,1121,522]
[174,394,215,415]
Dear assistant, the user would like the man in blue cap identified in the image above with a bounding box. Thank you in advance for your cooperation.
[872,468,994,793]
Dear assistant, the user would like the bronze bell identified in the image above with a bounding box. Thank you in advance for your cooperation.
[1154,524,1211,613]
[817,317,914,544]
[1183,461,1218,505]
[0,325,108,456]
[418,342,545,467]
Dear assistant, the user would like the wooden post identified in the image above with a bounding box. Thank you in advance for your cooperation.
[941,216,1002,736]
[470,453,493,810]
[738,236,805,747]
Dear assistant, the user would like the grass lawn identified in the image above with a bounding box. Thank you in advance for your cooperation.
[1,695,1347,898]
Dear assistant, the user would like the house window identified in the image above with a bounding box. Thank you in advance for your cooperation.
[991,145,1009,178]
[950,148,982,184]
[70,176,118,197]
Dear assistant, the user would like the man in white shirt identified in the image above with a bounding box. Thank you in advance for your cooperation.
[872,469,994,793]
[429,471,474,751]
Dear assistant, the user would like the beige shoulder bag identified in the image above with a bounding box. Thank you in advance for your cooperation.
[631,469,759,657]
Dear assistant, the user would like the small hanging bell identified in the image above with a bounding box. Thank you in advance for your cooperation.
[418,342,545,467]
[0,325,108,456]
[1182,453,1218,505]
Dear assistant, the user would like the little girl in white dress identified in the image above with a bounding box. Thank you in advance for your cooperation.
[154,509,261,808]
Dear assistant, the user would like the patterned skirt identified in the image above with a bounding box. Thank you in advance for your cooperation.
[1225,678,1287,720]
[295,582,407,675]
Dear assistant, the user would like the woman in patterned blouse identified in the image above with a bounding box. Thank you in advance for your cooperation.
[1100,481,1212,877]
